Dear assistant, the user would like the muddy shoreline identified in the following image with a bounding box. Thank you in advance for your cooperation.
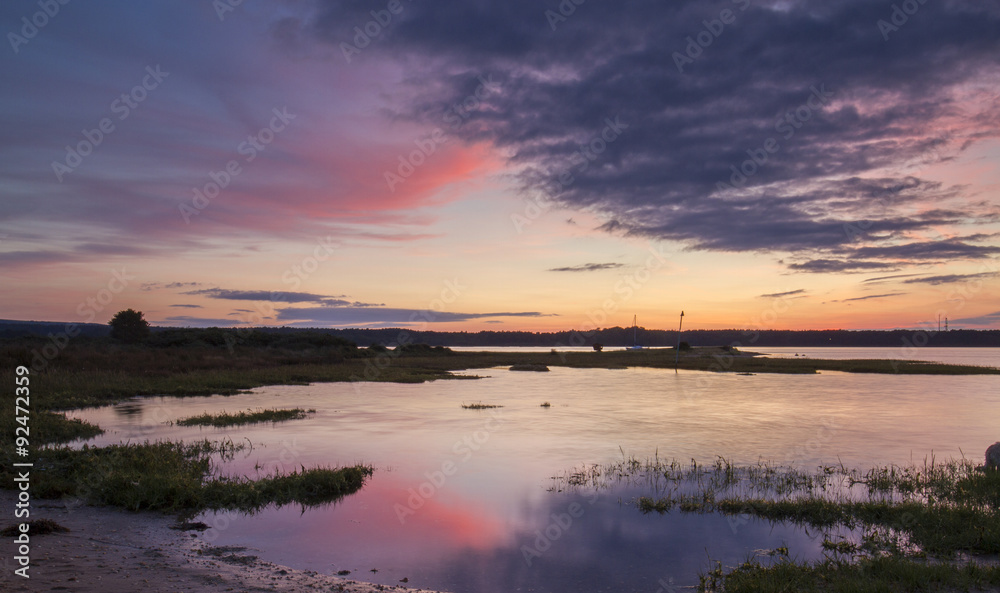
[0,491,445,593]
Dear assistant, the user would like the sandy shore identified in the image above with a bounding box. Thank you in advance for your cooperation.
[1,492,446,593]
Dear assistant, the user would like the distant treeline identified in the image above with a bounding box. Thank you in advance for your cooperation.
[1,320,997,348]
[313,327,1000,348]
[0,320,114,339]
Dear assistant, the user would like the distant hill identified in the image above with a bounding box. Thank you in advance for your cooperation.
[1,320,996,348]
[0,319,110,339]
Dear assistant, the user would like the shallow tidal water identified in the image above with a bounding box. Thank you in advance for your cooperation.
[69,347,1000,592]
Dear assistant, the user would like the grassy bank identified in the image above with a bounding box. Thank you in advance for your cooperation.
[176,408,315,427]
[0,335,456,450]
[25,440,372,514]
[0,332,390,514]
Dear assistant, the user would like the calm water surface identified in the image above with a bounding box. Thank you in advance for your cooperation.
[69,347,1000,592]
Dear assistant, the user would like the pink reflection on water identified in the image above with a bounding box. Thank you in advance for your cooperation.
[335,474,514,552]
[199,473,516,577]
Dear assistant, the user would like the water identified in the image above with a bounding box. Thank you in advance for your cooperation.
[68,347,1000,592]
[756,346,999,367]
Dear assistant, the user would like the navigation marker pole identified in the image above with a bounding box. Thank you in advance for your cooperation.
[675,310,685,372]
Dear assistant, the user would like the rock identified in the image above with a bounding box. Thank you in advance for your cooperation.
[986,442,1000,469]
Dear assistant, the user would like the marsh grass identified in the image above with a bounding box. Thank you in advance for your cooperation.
[0,409,105,491]
[0,337,381,514]
[7,408,103,444]
[28,440,230,508]
[559,455,821,496]
[462,402,503,409]
[703,556,1000,593]
[509,363,550,371]
[24,440,372,514]
[8,363,457,411]
[202,465,373,512]
[574,455,1000,590]
[628,457,1000,556]
[175,408,315,427]
[0,343,455,473]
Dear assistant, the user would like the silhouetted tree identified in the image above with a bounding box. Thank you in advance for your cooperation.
[592,343,604,352]
[109,309,150,344]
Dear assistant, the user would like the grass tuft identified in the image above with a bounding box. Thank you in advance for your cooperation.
[202,465,374,512]
[462,402,503,409]
[509,364,550,372]
[176,408,314,427]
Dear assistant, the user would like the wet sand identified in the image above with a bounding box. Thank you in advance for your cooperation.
[1,492,445,593]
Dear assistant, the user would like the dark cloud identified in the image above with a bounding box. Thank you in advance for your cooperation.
[180,289,387,308]
[307,0,1000,269]
[0,251,76,267]
[169,304,203,309]
[836,292,906,303]
[320,299,387,308]
[850,242,1000,261]
[950,311,1000,327]
[862,274,924,283]
[759,289,806,298]
[0,244,160,268]
[275,307,556,326]
[787,259,897,273]
[183,289,339,303]
[142,281,204,292]
[597,179,972,254]
[1,0,997,288]
[159,316,253,327]
[789,241,1000,274]
[548,263,625,272]
[902,272,998,286]
[74,243,155,256]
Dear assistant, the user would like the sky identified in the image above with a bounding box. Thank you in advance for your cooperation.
[1,0,999,332]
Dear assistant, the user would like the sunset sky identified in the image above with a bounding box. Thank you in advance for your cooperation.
[2,0,999,332]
